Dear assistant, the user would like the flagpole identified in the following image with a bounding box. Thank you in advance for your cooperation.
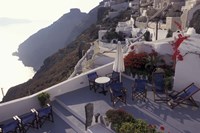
[1,88,4,98]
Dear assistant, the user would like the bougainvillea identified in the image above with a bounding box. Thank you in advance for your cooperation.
[172,34,188,61]
[124,50,162,76]
[124,52,148,70]
[172,21,189,61]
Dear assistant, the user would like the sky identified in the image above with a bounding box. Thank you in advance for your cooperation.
[0,0,102,101]
[0,0,102,20]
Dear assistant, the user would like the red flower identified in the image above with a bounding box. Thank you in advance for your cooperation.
[160,125,165,131]
[131,45,134,50]
[172,34,188,61]
[178,55,183,61]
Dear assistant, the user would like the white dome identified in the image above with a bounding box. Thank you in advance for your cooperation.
[186,27,196,35]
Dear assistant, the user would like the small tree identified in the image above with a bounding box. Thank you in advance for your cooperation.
[37,92,50,107]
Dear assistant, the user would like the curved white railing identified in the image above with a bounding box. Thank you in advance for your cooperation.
[0,62,113,122]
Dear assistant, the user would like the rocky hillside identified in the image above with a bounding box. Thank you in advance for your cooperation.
[13,8,98,71]
[3,24,99,102]
[3,7,131,102]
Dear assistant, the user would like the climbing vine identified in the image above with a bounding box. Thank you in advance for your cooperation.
[172,21,189,61]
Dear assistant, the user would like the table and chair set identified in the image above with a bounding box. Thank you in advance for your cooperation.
[87,69,200,109]
[87,71,127,106]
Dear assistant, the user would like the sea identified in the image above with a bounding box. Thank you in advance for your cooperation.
[0,21,51,101]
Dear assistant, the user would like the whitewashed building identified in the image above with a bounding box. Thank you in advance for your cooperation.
[173,28,200,100]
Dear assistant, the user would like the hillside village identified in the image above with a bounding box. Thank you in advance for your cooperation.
[72,0,200,91]
[3,0,200,102]
[1,0,200,133]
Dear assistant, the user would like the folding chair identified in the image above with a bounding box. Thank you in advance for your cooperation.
[35,104,54,128]
[168,83,200,109]
[152,69,169,102]
[106,71,120,84]
[15,111,38,133]
[0,118,20,133]
[87,72,99,92]
[132,79,147,101]
[109,82,127,106]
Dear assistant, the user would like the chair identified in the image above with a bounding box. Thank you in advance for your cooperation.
[109,82,127,106]
[132,79,147,101]
[152,69,169,102]
[34,104,54,128]
[168,83,200,109]
[106,71,120,84]
[0,118,20,133]
[87,72,99,92]
[16,111,38,133]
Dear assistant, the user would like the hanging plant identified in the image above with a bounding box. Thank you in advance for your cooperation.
[172,34,188,61]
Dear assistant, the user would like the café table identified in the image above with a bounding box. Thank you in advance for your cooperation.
[95,77,110,95]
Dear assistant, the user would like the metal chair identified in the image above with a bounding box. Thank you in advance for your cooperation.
[106,71,120,84]
[109,82,127,106]
[132,79,147,101]
[16,111,38,133]
[33,104,54,128]
[0,118,20,133]
[87,72,99,92]
[152,68,169,102]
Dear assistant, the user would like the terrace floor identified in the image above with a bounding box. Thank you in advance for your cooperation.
[28,76,200,133]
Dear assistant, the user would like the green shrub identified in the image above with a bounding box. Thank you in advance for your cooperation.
[119,122,134,133]
[134,119,148,133]
[106,109,135,132]
[37,92,50,107]
[106,109,161,133]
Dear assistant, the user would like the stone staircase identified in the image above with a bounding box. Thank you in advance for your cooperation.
[52,98,86,133]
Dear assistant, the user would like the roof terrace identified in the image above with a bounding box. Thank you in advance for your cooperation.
[1,63,200,133]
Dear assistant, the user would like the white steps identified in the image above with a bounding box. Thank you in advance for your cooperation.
[52,98,86,133]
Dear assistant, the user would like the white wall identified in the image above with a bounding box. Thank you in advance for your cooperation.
[0,63,113,122]
[173,54,200,101]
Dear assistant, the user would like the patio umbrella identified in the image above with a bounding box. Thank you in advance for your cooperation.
[113,41,125,82]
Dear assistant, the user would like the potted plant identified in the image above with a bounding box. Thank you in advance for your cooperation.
[37,92,50,107]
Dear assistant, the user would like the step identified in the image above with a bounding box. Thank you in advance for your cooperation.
[65,128,77,133]
[55,98,85,123]
[52,100,71,116]
[53,106,85,133]
[53,99,86,133]
[66,115,86,132]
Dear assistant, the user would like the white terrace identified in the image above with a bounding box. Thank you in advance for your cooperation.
[0,62,200,133]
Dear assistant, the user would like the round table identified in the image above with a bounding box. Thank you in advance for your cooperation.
[95,77,110,95]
